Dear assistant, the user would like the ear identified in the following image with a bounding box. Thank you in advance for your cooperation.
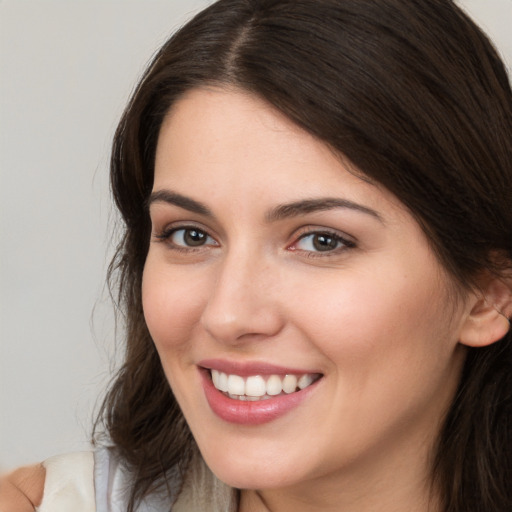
[459,276,512,348]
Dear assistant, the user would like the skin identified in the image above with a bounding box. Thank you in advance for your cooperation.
[2,88,510,512]
[0,465,45,512]
[142,87,486,512]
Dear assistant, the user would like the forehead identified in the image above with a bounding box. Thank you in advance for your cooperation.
[156,86,331,178]
[153,87,404,216]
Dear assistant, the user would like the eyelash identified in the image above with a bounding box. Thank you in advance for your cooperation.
[154,225,218,252]
[290,229,356,257]
[153,225,356,256]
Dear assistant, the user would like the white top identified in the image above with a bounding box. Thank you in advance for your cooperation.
[36,452,95,512]
[36,448,237,512]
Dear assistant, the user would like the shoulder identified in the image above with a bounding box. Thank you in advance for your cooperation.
[1,448,184,512]
[0,464,45,512]
[40,448,178,512]
[37,452,95,512]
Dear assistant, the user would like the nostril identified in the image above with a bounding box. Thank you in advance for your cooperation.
[200,303,284,345]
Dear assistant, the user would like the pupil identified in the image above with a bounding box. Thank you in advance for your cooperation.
[184,229,206,246]
[313,234,337,251]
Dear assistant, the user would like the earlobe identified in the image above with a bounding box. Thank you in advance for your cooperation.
[459,277,512,348]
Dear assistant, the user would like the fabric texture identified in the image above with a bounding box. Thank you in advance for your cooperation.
[172,451,237,512]
[36,452,95,512]
[35,448,237,511]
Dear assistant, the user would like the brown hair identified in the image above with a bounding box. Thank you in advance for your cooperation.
[95,1,512,510]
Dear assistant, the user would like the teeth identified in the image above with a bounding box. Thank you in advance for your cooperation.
[282,374,298,394]
[266,375,282,396]
[210,369,318,400]
[298,374,314,390]
[212,369,220,388]
[218,371,228,392]
[246,395,265,401]
[246,375,266,396]
[227,374,245,395]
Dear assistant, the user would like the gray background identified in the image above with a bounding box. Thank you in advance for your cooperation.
[1,0,511,469]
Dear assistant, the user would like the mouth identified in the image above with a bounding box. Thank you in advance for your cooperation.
[209,369,322,401]
[198,361,323,424]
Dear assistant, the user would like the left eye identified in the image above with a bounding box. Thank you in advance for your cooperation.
[170,228,217,247]
[294,232,349,252]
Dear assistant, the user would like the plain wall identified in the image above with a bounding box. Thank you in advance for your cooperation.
[1,0,511,469]
[0,0,213,469]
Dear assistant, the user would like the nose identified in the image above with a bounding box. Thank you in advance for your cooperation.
[200,249,285,345]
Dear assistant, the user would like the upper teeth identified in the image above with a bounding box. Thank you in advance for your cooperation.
[211,370,316,399]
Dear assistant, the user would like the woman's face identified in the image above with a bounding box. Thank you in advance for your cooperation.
[143,88,470,497]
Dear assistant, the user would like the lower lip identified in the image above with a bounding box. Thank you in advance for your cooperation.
[200,370,320,425]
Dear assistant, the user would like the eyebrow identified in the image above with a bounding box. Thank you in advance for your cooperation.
[148,189,382,223]
[147,190,212,217]
[266,198,383,223]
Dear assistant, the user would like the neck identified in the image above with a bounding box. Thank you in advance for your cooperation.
[239,472,440,512]
[240,482,440,512]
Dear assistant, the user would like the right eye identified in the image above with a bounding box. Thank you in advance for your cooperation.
[156,227,218,249]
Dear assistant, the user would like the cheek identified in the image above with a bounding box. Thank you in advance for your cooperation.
[287,264,463,448]
[141,258,206,356]
[291,260,455,376]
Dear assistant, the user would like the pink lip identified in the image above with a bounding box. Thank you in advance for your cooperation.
[198,363,322,425]
[198,358,318,376]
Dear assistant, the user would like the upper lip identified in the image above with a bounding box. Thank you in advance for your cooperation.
[198,358,322,377]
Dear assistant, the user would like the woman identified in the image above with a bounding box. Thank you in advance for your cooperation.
[2,0,511,511]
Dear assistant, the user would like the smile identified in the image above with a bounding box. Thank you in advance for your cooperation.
[199,361,323,424]
[210,370,320,401]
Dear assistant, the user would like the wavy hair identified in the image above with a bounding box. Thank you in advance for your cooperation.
[95,1,512,510]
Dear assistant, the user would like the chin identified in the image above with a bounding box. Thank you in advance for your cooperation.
[210,465,294,490]
[200,445,307,490]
